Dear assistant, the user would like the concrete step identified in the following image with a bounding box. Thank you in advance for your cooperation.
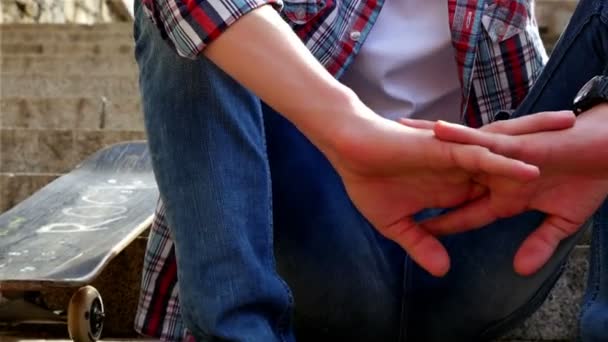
[0,128,146,174]
[0,27,133,44]
[536,0,579,52]
[1,97,143,130]
[2,55,137,75]
[1,74,139,98]
[0,172,60,212]
[0,23,134,33]
[536,0,578,38]
[1,42,134,56]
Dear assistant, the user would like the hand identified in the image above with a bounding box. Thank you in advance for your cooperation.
[326,115,540,277]
[403,111,608,276]
[194,4,569,277]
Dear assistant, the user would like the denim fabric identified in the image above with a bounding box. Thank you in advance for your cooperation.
[135,11,294,340]
[516,2,608,340]
[134,0,608,340]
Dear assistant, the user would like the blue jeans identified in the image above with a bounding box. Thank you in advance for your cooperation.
[134,0,608,340]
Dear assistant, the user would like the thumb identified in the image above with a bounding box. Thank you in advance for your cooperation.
[381,217,451,277]
[513,215,581,276]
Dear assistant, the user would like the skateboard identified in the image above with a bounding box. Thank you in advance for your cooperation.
[0,141,159,341]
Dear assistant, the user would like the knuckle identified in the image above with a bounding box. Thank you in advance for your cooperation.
[382,221,414,240]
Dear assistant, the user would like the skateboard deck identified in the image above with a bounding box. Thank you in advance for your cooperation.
[0,141,159,290]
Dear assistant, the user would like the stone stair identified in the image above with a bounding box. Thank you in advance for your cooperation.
[0,23,145,212]
[536,0,580,51]
[0,24,145,338]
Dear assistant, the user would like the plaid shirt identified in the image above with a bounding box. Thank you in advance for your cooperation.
[136,0,547,340]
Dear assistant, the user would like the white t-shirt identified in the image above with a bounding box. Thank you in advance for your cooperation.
[340,0,462,122]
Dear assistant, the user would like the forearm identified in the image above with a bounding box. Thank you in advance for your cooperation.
[203,5,375,155]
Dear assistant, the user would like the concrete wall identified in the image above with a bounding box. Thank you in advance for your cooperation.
[536,0,580,49]
[0,22,144,213]
[1,0,131,24]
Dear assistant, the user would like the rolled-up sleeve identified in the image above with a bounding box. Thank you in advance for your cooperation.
[143,0,284,59]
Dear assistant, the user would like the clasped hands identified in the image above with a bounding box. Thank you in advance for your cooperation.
[329,107,608,278]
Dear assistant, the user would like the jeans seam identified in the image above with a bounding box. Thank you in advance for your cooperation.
[398,255,412,342]
[584,218,602,309]
[597,0,607,22]
[579,213,604,340]
[260,112,294,341]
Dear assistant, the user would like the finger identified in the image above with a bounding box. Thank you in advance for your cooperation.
[435,121,516,156]
[482,111,576,135]
[398,118,436,130]
[513,215,581,276]
[450,143,539,182]
[382,217,450,277]
[420,196,498,235]
[467,183,488,201]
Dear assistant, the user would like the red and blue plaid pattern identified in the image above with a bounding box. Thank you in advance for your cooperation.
[141,0,545,127]
[141,0,284,59]
[135,1,547,340]
[134,201,192,341]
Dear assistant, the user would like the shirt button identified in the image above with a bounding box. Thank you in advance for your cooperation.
[495,22,506,38]
[349,31,361,41]
[295,8,306,21]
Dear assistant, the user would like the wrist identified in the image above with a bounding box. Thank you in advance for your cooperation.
[288,84,380,158]
[533,104,608,177]
[577,102,608,119]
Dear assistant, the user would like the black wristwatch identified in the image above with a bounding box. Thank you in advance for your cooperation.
[573,75,608,114]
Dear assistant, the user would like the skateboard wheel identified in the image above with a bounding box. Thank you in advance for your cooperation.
[67,286,105,342]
